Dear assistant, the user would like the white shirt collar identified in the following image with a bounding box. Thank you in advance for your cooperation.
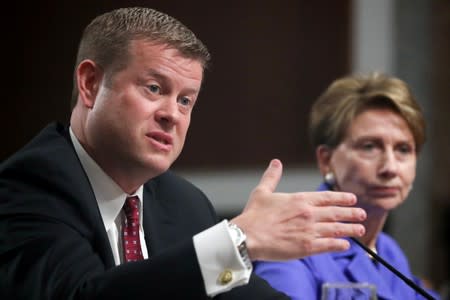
[69,127,143,231]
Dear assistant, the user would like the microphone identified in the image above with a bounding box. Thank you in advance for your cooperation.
[350,237,436,300]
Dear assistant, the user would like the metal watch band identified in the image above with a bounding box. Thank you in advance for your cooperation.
[228,221,252,270]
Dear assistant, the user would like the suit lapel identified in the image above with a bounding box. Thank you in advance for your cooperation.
[142,183,156,255]
[58,124,116,268]
[141,173,215,256]
[142,181,179,255]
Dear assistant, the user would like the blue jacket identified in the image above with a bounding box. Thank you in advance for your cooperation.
[253,183,440,300]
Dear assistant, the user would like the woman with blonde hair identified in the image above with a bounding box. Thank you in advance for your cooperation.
[254,73,441,300]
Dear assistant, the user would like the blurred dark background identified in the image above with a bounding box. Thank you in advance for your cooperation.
[3,0,449,297]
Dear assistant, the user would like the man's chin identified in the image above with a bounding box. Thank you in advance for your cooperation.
[143,157,173,174]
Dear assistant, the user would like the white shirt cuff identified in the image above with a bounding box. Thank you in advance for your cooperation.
[193,219,252,297]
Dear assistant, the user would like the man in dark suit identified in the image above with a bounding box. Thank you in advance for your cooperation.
[0,7,366,299]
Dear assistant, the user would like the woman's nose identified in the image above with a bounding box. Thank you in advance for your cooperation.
[378,149,399,179]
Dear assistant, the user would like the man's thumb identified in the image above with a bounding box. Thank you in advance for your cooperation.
[257,159,283,193]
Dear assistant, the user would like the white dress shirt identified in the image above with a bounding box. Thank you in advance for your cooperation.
[69,127,251,296]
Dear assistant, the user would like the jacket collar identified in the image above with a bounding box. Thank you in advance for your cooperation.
[329,238,396,299]
[318,182,396,300]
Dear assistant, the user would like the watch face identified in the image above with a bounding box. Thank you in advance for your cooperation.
[229,222,246,245]
[228,222,252,270]
[230,226,240,244]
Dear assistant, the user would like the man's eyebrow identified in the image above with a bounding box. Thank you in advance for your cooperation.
[144,69,167,80]
[144,69,200,95]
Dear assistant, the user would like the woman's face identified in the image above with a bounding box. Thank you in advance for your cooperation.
[320,108,417,212]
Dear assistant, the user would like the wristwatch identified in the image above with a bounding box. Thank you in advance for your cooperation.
[228,221,252,270]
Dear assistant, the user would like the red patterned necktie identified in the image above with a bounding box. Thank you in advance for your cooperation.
[122,196,144,262]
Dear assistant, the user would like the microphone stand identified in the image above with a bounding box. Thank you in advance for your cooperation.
[350,237,436,300]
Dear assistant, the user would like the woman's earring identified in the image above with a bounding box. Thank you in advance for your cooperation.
[324,172,336,186]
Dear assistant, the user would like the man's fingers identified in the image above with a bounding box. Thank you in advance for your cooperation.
[316,206,367,222]
[305,238,352,255]
[305,191,358,207]
[315,222,366,238]
[256,159,283,193]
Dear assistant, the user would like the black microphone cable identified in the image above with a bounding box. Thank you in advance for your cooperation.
[350,237,436,300]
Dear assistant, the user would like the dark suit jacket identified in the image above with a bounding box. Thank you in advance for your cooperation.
[0,123,288,300]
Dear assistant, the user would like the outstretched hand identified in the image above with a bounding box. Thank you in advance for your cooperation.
[231,159,366,261]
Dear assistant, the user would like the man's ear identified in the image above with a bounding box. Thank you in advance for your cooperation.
[316,145,333,176]
[76,59,102,108]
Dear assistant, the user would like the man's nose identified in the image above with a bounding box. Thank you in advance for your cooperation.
[155,98,179,125]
